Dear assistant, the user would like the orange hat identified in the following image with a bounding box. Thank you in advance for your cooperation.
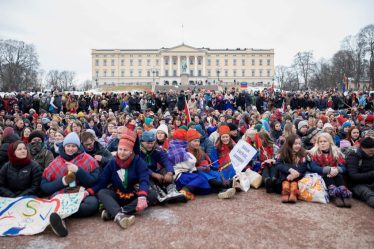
[218,125,230,136]
[337,116,347,126]
[186,129,201,142]
[119,127,137,151]
[173,129,187,140]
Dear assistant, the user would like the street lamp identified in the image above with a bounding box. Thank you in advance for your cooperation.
[95,77,98,88]
[151,68,156,83]
[216,68,221,84]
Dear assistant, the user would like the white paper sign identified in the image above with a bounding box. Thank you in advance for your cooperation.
[229,140,257,173]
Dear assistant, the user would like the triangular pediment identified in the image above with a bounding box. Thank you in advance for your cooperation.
[162,44,206,53]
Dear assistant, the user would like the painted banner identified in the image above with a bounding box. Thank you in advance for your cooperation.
[0,192,84,236]
[229,140,257,173]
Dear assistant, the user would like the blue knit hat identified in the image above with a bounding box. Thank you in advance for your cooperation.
[342,121,351,129]
[42,117,51,125]
[63,132,81,147]
[141,130,156,142]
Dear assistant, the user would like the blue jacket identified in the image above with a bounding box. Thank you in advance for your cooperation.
[140,148,174,175]
[90,156,149,197]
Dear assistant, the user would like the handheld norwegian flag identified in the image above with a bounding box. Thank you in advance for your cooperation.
[184,97,191,124]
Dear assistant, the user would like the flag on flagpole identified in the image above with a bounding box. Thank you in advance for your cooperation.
[184,97,191,124]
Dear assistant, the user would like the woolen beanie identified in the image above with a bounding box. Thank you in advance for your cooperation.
[186,129,201,142]
[141,130,156,142]
[28,130,45,143]
[342,121,351,129]
[156,124,169,138]
[298,120,308,130]
[173,129,187,140]
[3,127,15,139]
[63,132,81,147]
[179,125,188,131]
[323,123,333,130]
[218,125,230,136]
[118,127,137,151]
[361,137,374,149]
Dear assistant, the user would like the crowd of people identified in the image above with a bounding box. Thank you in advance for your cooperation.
[0,87,374,237]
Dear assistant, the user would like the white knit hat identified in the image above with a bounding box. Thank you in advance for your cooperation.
[156,124,169,137]
[323,123,333,130]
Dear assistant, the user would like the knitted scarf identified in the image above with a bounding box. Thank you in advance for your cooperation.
[311,151,345,167]
[8,145,31,167]
[140,143,155,165]
[115,153,134,169]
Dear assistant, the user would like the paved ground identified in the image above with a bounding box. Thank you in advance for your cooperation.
[1,189,374,249]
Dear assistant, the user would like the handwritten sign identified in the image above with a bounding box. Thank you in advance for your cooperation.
[229,140,257,173]
[0,192,84,236]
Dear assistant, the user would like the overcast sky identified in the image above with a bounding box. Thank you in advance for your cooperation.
[1,0,373,84]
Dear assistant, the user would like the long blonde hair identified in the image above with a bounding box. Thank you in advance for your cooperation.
[309,132,344,160]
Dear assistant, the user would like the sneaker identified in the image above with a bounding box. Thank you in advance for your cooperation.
[101,209,111,221]
[218,188,236,199]
[152,184,168,203]
[180,189,195,201]
[165,184,188,203]
[332,197,345,208]
[114,213,135,229]
[49,213,68,237]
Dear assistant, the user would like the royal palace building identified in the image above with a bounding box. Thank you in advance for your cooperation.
[91,44,274,87]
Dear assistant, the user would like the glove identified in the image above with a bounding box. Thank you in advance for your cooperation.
[63,172,76,185]
[136,196,148,212]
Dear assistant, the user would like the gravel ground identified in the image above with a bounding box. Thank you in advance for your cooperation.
[1,189,374,249]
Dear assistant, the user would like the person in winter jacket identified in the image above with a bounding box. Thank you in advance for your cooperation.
[309,132,352,208]
[275,134,307,203]
[346,137,374,208]
[0,127,20,168]
[87,128,157,229]
[28,130,54,170]
[0,141,42,197]
[81,131,113,169]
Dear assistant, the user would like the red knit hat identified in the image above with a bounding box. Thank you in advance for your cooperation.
[186,129,201,142]
[337,116,347,126]
[118,127,137,151]
[319,115,328,124]
[357,114,364,122]
[366,115,374,123]
[173,129,187,140]
[218,125,230,136]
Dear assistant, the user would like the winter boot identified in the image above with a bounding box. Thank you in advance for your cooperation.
[264,177,273,193]
[328,185,344,208]
[180,188,195,201]
[101,209,111,221]
[281,181,290,203]
[339,186,352,208]
[288,181,298,203]
[218,188,236,199]
[114,212,135,229]
[165,184,188,203]
[151,184,169,203]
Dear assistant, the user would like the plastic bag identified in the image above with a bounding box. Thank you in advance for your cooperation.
[298,173,329,204]
[245,169,262,189]
[233,173,251,192]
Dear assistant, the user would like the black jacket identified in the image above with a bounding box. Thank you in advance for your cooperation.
[85,141,114,168]
[0,134,20,168]
[346,148,374,185]
[0,160,42,197]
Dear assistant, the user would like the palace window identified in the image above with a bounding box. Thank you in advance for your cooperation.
[111,70,115,77]
[173,58,177,65]
[267,70,271,77]
[165,57,169,65]
[267,59,271,66]
[216,59,220,66]
[121,59,124,66]
[147,59,150,66]
[165,70,169,76]
[242,59,245,66]
[156,59,159,66]
[252,59,255,66]
[190,70,194,76]
[138,70,142,76]
[198,70,202,76]
[198,57,202,65]
[173,70,177,76]
[224,70,228,77]
[147,71,150,77]
[96,70,99,77]
[207,59,211,66]
[233,70,237,77]
[130,59,133,66]
[156,71,159,77]
[252,70,255,77]
[208,70,211,77]
[259,59,263,66]
[95,60,99,66]
[224,59,228,66]
[121,70,124,77]
[242,70,245,77]
[111,59,115,66]
[259,70,263,77]
[103,70,107,77]
[138,59,142,66]
[103,60,107,66]
[130,70,133,77]
[233,59,236,66]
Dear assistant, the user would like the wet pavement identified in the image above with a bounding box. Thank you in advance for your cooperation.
[2,189,374,249]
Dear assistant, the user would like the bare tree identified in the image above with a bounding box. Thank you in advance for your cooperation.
[82,80,92,91]
[359,24,374,88]
[45,70,76,90]
[275,65,287,90]
[293,51,315,89]
[60,71,76,90]
[0,39,39,91]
